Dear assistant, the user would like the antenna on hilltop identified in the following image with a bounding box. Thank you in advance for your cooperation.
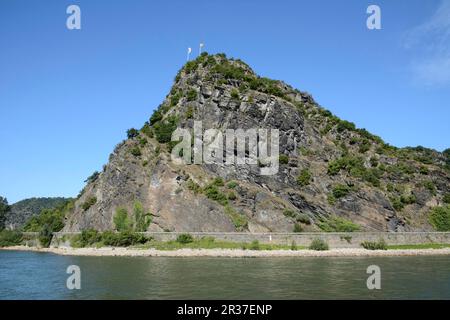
[187,47,192,61]
[199,43,204,55]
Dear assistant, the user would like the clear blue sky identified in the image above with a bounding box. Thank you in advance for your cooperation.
[1,0,449,203]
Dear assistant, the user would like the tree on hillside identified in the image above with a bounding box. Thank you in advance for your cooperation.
[0,197,10,230]
[127,128,139,139]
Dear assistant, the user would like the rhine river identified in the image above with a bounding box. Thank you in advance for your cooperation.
[1,250,449,299]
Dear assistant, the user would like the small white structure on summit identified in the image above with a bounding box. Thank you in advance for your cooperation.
[187,47,192,61]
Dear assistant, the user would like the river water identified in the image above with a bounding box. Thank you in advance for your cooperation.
[1,250,449,299]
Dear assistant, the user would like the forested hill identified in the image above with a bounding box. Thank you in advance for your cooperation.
[3,197,71,230]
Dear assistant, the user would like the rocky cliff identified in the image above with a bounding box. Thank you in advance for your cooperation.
[63,53,450,233]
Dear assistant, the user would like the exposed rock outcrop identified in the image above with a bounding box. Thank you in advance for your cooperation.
[63,53,450,233]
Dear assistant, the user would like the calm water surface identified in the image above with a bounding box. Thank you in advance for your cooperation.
[1,251,450,299]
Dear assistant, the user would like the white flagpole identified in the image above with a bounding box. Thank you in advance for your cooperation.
[187,47,192,61]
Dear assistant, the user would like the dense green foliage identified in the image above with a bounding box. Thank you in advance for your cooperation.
[212,177,225,186]
[11,198,69,215]
[38,224,53,247]
[328,183,355,204]
[112,203,152,233]
[327,155,381,187]
[133,201,152,232]
[184,60,198,74]
[212,60,251,82]
[318,216,360,232]
[74,229,102,247]
[0,197,9,230]
[23,200,74,247]
[130,146,142,157]
[309,238,329,251]
[204,184,228,206]
[24,205,69,233]
[102,231,149,247]
[296,169,312,186]
[71,230,150,248]
[81,196,97,211]
[361,239,387,250]
[327,155,363,176]
[150,110,163,125]
[336,120,356,133]
[227,181,238,189]
[283,209,295,218]
[141,122,153,138]
[126,128,139,139]
[389,196,404,211]
[153,116,178,143]
[248,77,284,97]
[279,154,289,165]
[0,230,23,247]
[331,184,352,199]
[85,171,100,184]
[113,208,132,232]
[176,233,194,244]
[429,205,450,231]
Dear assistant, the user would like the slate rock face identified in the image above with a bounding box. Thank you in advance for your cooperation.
[63,54,450,233]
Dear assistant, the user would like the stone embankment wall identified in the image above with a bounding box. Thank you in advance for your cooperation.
[49,232,450,248]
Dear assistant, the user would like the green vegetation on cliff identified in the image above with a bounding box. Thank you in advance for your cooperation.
[318,216,360,232]
[429,205,450,231]
[23,200,74,247]
[113,202,152,233]
[113,208,132,232]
